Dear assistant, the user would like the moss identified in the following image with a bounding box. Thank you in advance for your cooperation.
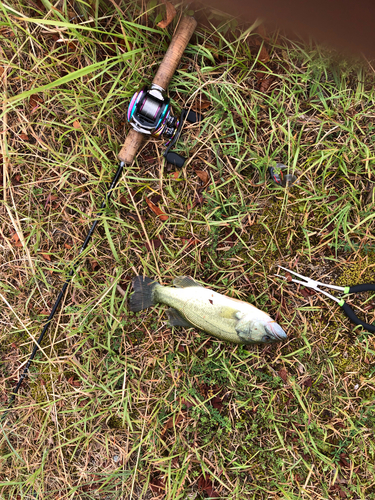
[0,443,9,459]
[29,366,70,404]
[332,344,364,375]
[335,252,375,287]
[107,415,125,429]
[357,387,375,401]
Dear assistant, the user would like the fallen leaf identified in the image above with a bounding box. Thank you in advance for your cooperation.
[19,133,29,141]
[64,243,72,249]
[195,170,209,185]
[90,260,100,271]
[211,396,223,409]
[150,477,165,494]
[145,238,163,251]
[11,232,22,247]
[192,100,211,111]
[278,368,288,383]
[41,253,51,261]
[67,40,78,51]
[339,453,350,468]
[193,193,204,208]
[181,236,200,248]
[125,212,145,223]
[197,476,220,498]
[73,120,81,129]
[181,398,195,409]
[145,196,168,221]
[258,45,270,63]
[0,67,4,77]
[300,287,315,298]
[30,94,44,113]
[303,377,312,388]
[161,413,183,435]
[171,171,180,180]
[12,173,21,186]
[141,154,155,164]
[259,76,275,93]
[157,0,176,29]
[44,193,59,209]
[119,195,127,205]
[337,486,348,499]
[68,377,81,387]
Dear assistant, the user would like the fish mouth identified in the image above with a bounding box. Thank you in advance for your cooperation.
[265,322,287,340]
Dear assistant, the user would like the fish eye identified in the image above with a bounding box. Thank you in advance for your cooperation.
[263,335,271,342]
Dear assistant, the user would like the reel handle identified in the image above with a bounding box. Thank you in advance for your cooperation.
[153,16,197,90]
[118,128,144,164]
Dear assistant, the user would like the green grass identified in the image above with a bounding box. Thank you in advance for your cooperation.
[1,1,375,499]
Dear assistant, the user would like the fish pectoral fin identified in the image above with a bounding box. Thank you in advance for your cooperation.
[173,276,203,288]
[166,308,195,328]
[220,306,242,320]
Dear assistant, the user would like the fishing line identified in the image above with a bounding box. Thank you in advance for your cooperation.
[2,14,198,416]
[2,162,125,416]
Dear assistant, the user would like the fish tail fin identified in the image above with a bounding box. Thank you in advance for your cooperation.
[129,276,160,312]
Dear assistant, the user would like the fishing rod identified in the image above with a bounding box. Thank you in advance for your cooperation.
[5,14,198,411]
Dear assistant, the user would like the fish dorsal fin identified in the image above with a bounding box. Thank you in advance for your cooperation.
[226,295,259,310]
[173,276,203,288]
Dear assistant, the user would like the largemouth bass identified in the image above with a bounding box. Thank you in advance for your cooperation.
[129,276,287,344]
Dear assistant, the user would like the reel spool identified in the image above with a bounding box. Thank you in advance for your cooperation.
[127,83,201,168]
[127,84,177,137]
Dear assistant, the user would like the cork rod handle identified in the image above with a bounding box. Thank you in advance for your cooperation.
[153,16,197,90]
[118,129,144,164]
[118,16,197,165]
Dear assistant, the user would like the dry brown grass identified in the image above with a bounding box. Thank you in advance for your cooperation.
[1,1,375,499]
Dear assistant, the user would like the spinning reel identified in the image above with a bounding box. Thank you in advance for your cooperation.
[127,83,201,168]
